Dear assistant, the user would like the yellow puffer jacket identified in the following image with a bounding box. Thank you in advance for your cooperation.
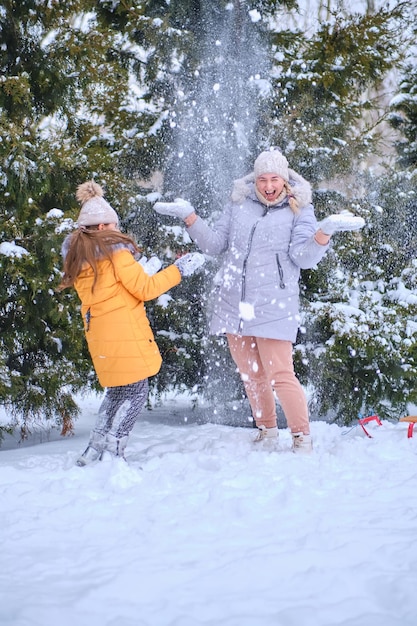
[74,247,181,387]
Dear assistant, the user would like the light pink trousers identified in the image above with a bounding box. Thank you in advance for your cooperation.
[227,334,310,434]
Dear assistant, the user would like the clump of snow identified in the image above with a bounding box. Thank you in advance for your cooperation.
[0,241,29,258]
[157,293,173,308]
[54,218,74,235]
[47,208,64,219]
[239,301,255,321]
[249,9,261,23]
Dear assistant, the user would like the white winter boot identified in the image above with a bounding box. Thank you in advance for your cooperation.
[100,433,129,461]
[292,432,313,454]
[254,425,279,443]
[76,431,106,467]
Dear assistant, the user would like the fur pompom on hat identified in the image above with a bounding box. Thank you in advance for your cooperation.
[254,149,289,181]
[76,181,119,227]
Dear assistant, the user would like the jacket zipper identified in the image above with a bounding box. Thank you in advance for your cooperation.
[241,221,260,303]
[238,219,263,332]
[276,254,286,289]
[237,203,289,331]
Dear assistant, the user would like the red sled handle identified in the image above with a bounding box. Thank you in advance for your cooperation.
[358,415,382,438]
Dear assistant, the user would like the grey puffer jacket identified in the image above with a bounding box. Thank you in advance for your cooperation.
[187,169,329,342]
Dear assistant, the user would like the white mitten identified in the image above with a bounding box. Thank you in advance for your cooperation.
[318,211,365,236]
[139,256,162,276]
[153,198,195,220]
[174,252,205,277]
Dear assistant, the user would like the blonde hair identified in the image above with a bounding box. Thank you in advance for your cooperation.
[58,228,139,293]
[284,181,299,214]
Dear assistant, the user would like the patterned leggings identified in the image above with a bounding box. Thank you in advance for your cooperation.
[92,379,149,439]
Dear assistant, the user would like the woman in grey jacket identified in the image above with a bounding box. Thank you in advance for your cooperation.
[154,149,364,453]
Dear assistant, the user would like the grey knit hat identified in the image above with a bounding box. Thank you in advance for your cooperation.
[76,181,119,227]
[254,149,289,181]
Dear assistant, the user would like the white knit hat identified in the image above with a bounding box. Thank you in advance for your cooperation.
[76,181,119,227]
[254,149,289,181]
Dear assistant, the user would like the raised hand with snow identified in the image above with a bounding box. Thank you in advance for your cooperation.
[153,198,195,220]
[318,211,365,236]
[174,252,205,277]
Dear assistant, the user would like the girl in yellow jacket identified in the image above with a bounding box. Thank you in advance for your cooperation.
[59,181,204,465]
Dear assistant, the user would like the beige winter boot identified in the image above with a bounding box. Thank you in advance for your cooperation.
[254,425,279,443]
[292,432,313,454]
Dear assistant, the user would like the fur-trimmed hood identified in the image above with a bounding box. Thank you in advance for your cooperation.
[230,169,312,208]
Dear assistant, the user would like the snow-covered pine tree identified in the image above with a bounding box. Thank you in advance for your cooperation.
[2,0,415,439]
[0,0,151,440]
[266,2,415,422]
[389,64,417,170]
[302,168,417,423]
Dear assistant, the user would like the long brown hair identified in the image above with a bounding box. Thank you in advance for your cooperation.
[58,228,140,292]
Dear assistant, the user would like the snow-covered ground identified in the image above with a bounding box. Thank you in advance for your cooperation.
[1,394,417,626]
